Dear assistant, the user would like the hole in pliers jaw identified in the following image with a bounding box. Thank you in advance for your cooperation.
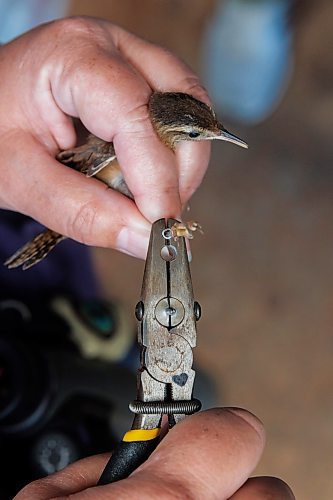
[161,228,172,240]
[160,245,177,261]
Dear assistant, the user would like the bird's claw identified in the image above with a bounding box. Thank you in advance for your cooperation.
[170,220,203,240]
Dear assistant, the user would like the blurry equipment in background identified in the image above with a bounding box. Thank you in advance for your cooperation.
[202,0,294,123]
[0,295,135,499]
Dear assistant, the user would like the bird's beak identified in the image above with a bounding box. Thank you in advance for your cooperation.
[216,128,248,149]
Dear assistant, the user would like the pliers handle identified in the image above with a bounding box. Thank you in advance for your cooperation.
[98,428,160,484]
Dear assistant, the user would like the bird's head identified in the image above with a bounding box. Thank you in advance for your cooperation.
[148,92,248,150]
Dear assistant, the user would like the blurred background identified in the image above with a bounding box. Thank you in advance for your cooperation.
[1,1,332,498]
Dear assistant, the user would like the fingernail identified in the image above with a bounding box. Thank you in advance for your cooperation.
[116,226,150,260]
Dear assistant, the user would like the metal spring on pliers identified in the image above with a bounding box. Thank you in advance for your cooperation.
[129,399,202,415]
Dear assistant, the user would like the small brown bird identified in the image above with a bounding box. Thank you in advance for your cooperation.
[5,92,247,270]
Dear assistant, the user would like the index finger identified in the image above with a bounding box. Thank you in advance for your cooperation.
[112,24,212,210]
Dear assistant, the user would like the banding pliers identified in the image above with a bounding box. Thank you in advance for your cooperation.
[98,218,202,485]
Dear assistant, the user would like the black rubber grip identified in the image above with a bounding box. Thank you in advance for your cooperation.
[97,437,160,485]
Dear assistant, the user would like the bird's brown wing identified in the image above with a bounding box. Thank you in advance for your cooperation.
[57,134,116,177]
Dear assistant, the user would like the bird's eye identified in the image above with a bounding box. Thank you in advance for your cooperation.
[188,131,200,138]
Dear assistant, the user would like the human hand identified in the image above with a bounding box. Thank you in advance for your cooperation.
[15,408,294,499]
[0,17,211,259]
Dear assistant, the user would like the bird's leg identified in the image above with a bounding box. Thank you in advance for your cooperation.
[170,221,203,240]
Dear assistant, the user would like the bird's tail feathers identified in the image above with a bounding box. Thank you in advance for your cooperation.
[4,230,66,270]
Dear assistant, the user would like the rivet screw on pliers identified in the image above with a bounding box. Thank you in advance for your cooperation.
[98,218,202,485]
